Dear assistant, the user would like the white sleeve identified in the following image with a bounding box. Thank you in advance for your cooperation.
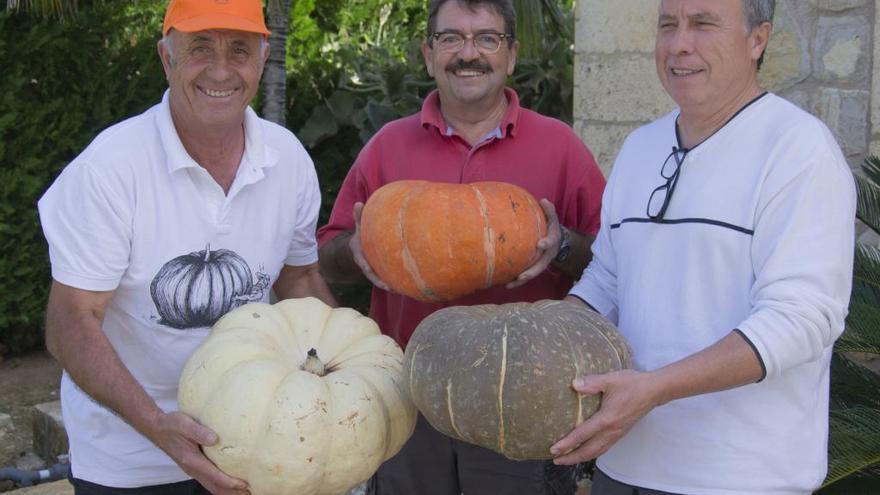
[284,151,321,267]
[737,126,856,379]
[37,160,133,291]
[569,167,620,324]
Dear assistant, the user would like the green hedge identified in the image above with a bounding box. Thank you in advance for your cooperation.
[0,2,167,355]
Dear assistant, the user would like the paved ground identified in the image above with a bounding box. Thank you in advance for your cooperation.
[0,351,62,468]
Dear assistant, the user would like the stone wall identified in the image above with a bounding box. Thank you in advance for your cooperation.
[574,0,878,176]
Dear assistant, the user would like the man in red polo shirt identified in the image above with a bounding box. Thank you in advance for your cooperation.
[318,0,604,493]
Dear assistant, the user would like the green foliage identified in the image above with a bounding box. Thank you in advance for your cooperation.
[0,0,167,354]
[3,0,79,20]
[512,35,574,124]
[283,0,431,309]
[513,0,573,59]
[295,41,434,224]
[820,156,880,491]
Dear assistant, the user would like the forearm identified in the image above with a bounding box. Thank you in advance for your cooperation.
[563,296,763,403]
[46,285,163,439]
[550,329,765,463]
[648,330,764,406]
[274,263,338,307]
[318,231,368,285]
[552,228,593,281]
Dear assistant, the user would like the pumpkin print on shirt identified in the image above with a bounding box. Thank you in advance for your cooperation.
[150,244,270,329]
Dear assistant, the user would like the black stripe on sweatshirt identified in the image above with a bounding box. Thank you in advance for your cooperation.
[610,217,754,235]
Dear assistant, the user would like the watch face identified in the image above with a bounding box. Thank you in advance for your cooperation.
[556,245,571,262]
[556,226,571,263]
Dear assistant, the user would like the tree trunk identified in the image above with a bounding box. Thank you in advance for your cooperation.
[261,0,290,126]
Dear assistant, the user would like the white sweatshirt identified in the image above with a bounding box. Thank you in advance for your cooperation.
[570,93,856,495]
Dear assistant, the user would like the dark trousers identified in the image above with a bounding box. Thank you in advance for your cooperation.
[69,469,209,495]
[370,414,577,495]
[591,469,682,495]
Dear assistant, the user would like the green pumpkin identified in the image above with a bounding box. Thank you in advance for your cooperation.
[403,300,632,460]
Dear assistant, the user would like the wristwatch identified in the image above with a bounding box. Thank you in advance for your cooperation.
[555,225,571,263]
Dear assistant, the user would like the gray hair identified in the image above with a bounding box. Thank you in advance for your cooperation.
[426,0,517,47]
[741,0,775,70]
[742,0,775,31]
[160,30,269,63]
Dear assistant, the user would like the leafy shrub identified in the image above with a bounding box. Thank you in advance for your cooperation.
[0,1,167,355]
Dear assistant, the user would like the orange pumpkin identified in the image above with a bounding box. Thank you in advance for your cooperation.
[360,180,547,302]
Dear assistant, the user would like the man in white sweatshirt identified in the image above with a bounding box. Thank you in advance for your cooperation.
[552,1,856,494]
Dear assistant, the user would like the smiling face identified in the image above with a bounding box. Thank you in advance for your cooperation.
[421,1,518,114]
[159,29,268,132]
[655,0,769,121]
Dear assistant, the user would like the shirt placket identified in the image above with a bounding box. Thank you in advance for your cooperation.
[455,132,500,183]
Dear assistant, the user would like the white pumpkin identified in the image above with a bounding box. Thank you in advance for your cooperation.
[178,297,417,495]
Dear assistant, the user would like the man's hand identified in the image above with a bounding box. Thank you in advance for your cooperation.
[550,331,765,465]
[151,411,250,495]
[350,202,391,291]
[507,199,563,289]
[550,370,661,465]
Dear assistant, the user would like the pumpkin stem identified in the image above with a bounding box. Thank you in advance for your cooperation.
[301,348,326,377]
[203,243,211,262]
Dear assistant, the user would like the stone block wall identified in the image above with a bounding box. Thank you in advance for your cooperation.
[574,0,878,176]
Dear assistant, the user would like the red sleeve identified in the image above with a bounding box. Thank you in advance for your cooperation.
[317,145,376,246]
[560,136,606,237]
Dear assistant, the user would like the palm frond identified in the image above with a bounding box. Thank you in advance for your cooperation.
[830,354,880,409]
[817,466,880,494]
[862,156,880,186]
[855,158,880,234]
[841,242,880,355]
[853,244,880,289]
[840,300,880,354]
[823,406,880,488]
[6,0,77,19]
[825,155,880,489]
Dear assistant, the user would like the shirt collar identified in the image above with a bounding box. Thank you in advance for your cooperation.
[155,89,279,175]
[420,87,522,139]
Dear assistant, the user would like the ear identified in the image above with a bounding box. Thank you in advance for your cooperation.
[157,39,173,81]
[421,39,436,78]
[749,21,771,63]
[262,36,271,66]
[506,39,519,76]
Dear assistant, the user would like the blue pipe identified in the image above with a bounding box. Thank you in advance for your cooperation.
[0,462,69,487]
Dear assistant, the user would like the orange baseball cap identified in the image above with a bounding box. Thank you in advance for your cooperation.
[163,0,270,36]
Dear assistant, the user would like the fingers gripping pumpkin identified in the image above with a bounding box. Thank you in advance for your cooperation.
[403,300,632,461]
[360,180,548,301]
[178,298,417,495]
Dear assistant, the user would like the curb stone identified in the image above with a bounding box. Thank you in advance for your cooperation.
[31,403,65,465]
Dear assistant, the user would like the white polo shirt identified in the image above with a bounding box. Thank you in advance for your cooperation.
[38,90,321,487]
[570,94,855,495]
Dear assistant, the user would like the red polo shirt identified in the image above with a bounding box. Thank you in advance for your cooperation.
[318,88,605,347]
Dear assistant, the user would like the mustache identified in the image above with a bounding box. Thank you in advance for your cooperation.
[445,59,492,73]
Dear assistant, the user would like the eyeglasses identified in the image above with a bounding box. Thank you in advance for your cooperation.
[430,31,514,54]
[646,146,688,220]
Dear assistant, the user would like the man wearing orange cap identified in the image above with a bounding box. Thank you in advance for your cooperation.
[37,1,336,493]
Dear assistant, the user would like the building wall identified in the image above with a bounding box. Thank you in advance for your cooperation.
[574,0,878,177]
